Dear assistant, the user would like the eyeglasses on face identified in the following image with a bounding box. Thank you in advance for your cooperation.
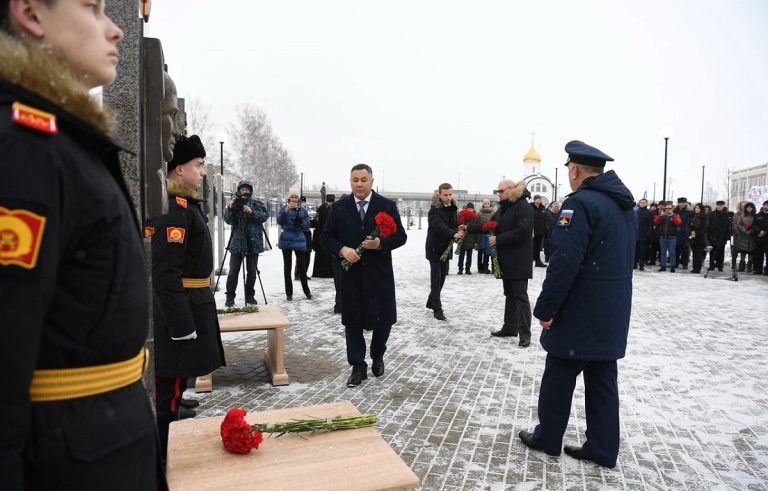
[493,189,508,195]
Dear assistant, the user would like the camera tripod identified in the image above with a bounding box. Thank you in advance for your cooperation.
[214,209,270,304]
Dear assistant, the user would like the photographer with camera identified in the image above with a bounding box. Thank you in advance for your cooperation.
[223,181,269,307]
[277,188,312,301]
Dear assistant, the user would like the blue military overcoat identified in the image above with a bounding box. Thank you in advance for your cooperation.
[321,192,407,330]
[533,171,637,360]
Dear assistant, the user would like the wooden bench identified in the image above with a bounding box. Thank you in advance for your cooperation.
[195,305,291,392]
[167,400,420,490]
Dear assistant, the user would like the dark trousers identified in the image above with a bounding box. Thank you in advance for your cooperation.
[675,240,689,267]
[458,249,473,273]
[754,240,767,273]
[532,235,544,263]
[647,238,659,265]
[709,242,726,270]
[282,249,310,297]
[477,251,489,272]
[502,279,531,339]
[533,354,620,468]
[634,240,647,268]
[156,376,188,460]
[691,243,705,273]
[543,237,551,262]
[428,258,449,311]
[225,252,257,300]
[345,325,392,369]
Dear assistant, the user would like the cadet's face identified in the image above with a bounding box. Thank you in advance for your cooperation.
[439,188,453,205]
[639,199,648,208]
[551,202,560,212]
[34,0,123,89]
[176,158,206,189]
[350,170,373,200]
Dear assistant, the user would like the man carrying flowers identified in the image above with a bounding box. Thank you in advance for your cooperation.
[467,179,533,345]
[321,164,407,388]
[425,183,465,321]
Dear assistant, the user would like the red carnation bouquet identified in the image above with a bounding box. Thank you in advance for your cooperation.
[341,211,398,271]
[482,220,502,279]
[220,408,377,454]
[440,209,477,261]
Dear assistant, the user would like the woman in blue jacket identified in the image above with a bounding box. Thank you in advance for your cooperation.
[277,187,311,300]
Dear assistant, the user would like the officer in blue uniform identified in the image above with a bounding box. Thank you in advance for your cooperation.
[519,140,637,469]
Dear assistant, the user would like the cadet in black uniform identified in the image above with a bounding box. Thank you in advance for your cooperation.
[0,1,164,489]
[152,135,226,460]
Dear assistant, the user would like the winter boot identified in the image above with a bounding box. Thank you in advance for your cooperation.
[224,295,235,308]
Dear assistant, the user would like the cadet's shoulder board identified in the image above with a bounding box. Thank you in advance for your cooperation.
[166,226,185,244]
[11,102,58,135]
[175,196,188,208]
[557,209,574,227]
[0,206,47,269]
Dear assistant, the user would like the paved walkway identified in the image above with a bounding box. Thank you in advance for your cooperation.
[194,227,768,490]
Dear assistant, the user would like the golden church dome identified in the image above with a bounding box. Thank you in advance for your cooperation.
[523,145,541,163]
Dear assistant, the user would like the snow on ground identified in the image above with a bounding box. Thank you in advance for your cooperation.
[198,218,768,490]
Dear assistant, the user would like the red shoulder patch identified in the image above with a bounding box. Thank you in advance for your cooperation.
[175,196,188,208]
[11,102,58,135]
[0,206,47,269]
[166,226,185,244]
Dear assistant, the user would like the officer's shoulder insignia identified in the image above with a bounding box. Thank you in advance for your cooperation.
[557,209,574,227]
[11,102,58,135]
[166,226,185,244]
[175,196,188,208]
[143,226,155,238]
[0,206,47,269]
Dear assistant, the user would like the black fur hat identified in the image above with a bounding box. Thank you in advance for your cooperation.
[167,135,206,171]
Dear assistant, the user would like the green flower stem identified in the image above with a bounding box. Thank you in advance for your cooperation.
[250,414,377,435]
[341,229,381,271]
[439,240,454,262]
[453,238,464,255]
[491,234,502,278]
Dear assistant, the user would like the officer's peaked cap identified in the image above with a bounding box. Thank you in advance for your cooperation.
[564,140,614,167]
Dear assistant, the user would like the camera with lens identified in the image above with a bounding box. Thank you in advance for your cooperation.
[232,192,250,210]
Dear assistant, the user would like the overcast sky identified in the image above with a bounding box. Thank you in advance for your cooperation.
[144,0,768,201]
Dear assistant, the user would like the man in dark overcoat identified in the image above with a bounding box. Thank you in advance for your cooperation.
[531,194,547,266]
[425,183,464,321]
[321,164,407,387]
[519,140,636,469]
[152,135,226,460]
[634,198,653,270]
[469,179,534,345]
[708,200,731,271]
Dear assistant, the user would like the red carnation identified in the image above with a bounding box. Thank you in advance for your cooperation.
[342,212,399,270]
[374,212,398,237]
[457,209,477,225]
[220,408,264,454]
[482,220,497,232]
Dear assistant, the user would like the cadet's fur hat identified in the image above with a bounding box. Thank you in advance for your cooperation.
[167,135,206,171]
[326,194,336,202]
[677,197,688,203]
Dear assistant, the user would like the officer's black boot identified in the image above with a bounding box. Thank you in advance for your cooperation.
[225,295,235,307]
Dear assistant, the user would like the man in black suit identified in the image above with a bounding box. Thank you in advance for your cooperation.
[321,164,407,387]
[424,183,464,321]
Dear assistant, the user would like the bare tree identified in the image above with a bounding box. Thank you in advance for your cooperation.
[230,104,297,196]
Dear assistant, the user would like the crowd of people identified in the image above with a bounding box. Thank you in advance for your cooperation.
[632,197,768,275]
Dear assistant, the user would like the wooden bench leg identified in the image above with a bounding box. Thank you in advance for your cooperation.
[195,373,213,393]
[264,328,289,386]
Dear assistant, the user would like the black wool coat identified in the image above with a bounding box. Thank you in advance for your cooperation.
[425,201,458,260]
[468,181,533,280]
[321,192,407,330]
[152,181,226,378]
[0,33,162,488]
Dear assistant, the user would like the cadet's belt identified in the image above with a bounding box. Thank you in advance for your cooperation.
[30,348,149,402]
[182,277,211,288]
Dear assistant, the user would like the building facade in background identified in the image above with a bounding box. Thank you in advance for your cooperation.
[729,163,768,209]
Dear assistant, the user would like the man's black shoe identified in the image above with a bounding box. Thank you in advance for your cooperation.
[639,265,645,271]
[434,310,447,321]
[457,271,463,275]
[176,406,196,420]
[245,297,258,305]
[519,430,560,456]
[658,266,666,272]
[346,368,367,387]
[286,295,292,301]
[371,358,384,378]
[224,297,235,308]
[670,267,676,272]
[179,398,199,409]
[465,271,471,275]
[564,445,616,468]
[519,338,531,348]
[491,329,516,337]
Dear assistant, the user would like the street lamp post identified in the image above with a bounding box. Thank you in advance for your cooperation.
[219,141,224,175]
[660,127,673,201]
[700,165,706,204]
[300,172,304,198]
[554,167,558,202]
